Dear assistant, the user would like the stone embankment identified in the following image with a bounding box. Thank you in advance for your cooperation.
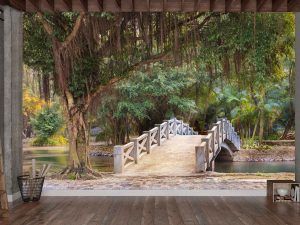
[233,146,294,162]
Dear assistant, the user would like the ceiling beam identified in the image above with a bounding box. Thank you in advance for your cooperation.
[288,0,300,11]
[194,0,198,11]
[27,0,40,11]
[79,0,88,12]
[211,0,225,12]
[226,0,241,12]
[132,0,135,11]
[0,0,298,12]
[0,0,26,11]
[61,0,72,11]
[115,0,121,10]
[97,0,103,11]
[241,0,255,11]
[196,0,210,11]
[272,0,287,12]
[45,0,55,12]
[257,0,272,12]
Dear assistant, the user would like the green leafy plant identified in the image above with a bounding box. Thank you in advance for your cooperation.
[31,104,64,138]
[30,104,66,146]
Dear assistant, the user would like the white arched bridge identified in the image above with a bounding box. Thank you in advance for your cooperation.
[113,118,240,175]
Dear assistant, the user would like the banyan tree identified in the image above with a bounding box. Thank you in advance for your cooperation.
[32,12,217,175]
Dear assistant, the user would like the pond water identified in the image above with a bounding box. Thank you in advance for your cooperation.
[24,148,295,174]
[23,148,113,174]
[215,161,295,173]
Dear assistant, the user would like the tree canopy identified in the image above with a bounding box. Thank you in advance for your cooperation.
[23,12,295,173]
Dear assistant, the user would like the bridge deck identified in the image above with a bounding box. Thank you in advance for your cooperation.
[122,135,204,176]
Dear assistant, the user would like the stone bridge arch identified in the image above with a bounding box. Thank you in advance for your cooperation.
[215,140,238,162]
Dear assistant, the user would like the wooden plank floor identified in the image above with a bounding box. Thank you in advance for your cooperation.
[2,197,300,225]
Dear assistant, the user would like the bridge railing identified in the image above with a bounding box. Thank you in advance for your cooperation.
[114,117,197,173]
[132,134,148,164]
[195,118,241,172]
[143,127,159,152]
[113,142,135,173]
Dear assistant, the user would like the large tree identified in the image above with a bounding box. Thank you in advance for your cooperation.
[25,12,214,174]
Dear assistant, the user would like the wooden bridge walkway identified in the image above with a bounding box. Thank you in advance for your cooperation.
[121,135,204,176]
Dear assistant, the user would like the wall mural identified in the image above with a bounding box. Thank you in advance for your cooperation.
[22,12,295,192]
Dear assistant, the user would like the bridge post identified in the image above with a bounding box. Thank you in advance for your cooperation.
[226,121,230,139]
[155,124,161,146]
[213,123,221,149]
[218,119,224,141]
[163,120,170,139]
[195,146,206,172]
[173,118,177,136]
[143,131,151,154]
[208,130,216,156]
[223,119,226,140]
[224,120,227,138]
[202,137,215,171]
[113,146,124,173]
[208,160,215,171]
[201,138,210,168]
[132,139,139,163]
[180,120,184,135]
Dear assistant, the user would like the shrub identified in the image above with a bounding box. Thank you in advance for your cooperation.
[30,104,64,138]
[242,138,271,150]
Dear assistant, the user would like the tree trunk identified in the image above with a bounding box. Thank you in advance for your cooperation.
[281,116,294,140]
[52,41,91,172]
[37,72,43,99]
[259,110,264,143]
[195,81,200,106]
[66,109,90,171]
[42,74,50,102]
[252,117,259,140]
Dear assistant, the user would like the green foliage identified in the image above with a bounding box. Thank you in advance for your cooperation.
[67,173,77,180]
[97,63,197,144]
[23,14,53,75]
[30,104,64,138]
[242,138,271,151]
[32,135,68,146]
[24,12,295,148]
[117,63,196,120]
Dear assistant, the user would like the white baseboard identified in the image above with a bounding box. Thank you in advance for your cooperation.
[42,189,266,197]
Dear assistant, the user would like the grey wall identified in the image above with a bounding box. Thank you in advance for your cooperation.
[0,6,23,201]
[296,13,300,182]
[0,9,4,148]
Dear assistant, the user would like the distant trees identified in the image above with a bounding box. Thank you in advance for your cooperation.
[98,63,196,145]
[189,13,295,142]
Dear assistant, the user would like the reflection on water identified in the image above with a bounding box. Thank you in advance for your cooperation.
[215,161,295,173]
[23,148,113,173]
[24,148,295,174]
